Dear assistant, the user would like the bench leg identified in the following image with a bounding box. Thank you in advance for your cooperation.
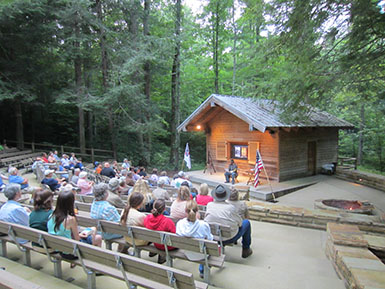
[203,265,210,284]
[53,260,62,279]
[0,240,7,258]
[105,241,112,251]
[22,249,31,267]
[87,271,96,289]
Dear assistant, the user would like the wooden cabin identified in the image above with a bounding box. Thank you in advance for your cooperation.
[177,94,354,182]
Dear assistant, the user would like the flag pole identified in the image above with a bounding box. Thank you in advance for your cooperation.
[258,151,276,202]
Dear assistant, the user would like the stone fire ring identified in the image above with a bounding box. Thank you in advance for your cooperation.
[314,199,375,215]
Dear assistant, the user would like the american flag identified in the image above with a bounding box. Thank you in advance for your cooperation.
[253,150,264,188]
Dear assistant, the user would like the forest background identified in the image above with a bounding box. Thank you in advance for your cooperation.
[0,0,384,173]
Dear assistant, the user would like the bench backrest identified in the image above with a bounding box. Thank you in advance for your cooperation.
[95,218,221,257]
[0,220,202,289]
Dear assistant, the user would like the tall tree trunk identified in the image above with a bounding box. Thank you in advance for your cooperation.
[143,0,151,164]
[232,1,237,95]
[74,19,86,155]
[15,99,24,150]
[357,104,365,166]
[96,0,116,159]
[214,1,219,94]
[170,0,182,169]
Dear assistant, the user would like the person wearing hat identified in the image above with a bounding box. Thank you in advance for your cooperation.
[0,184,30,244]
[107,178,125,209]
[224,159,238,185]
[204,184,253,258]
[77,171,94,195]
[41,169,65,192]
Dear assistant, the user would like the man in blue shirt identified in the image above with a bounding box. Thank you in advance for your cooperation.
[8,167,29,190]
[0,184,30,244]
[41,169,64,192]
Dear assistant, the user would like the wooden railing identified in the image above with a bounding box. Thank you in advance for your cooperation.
[3,139,114,163]
[337,157,357,170]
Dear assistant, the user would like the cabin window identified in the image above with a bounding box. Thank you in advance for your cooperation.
[230,144,248,160]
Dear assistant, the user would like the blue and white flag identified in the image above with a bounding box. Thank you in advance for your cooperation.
[184,143,191,170]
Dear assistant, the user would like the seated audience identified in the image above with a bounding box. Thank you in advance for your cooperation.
[41,169,65,192]
[125,171,136,186]
[227,188,250,220]
[77,172,94,195]
[48,191,102,262]
[196,183,214,206]
[52,150,60,162]
[112,160,120,175]
[8,167,30,190]
[47,152,56,163]
[130,178,153,212]
[176,199,213,278]
[69,153,78,168]
[120,192,149,247]
[158,171,171,186]
[204,185,252,258]
[170,186,196,221]
[41,152,49,163]
[74,157,84,170]
[138,167,147,178]
[152,178,170,201]
[118,176,130,195]
[107,178,125,209]
[71,168,81,185]
[101,162,116,178]
[121,158,131,170]
[149,168,159,186]
[0,184,30,244]
[132,168,141,182]
[95,162,102,174]
[172,171,192,188]
[0,173,8,191]
[29,189,54,249]
[144,199,176,264]
[91,183,123,245]
[61,154,71,170]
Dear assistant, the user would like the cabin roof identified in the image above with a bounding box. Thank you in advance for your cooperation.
[177,94,354,133]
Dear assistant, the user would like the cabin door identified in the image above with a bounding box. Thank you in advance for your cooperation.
[307,141,316,175]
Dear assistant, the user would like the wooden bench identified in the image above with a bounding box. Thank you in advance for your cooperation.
[0,221,207,289]
[93,218,225,284]
[0,150,32,159]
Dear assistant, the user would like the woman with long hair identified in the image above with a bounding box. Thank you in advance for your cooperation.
[120,192,148,246]
[176,199,213,278]
[170,186,198,221]
[144,199,176,264]
[47,191,102,262]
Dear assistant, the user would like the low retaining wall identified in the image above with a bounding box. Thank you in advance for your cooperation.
[325,223,385,289]
[248,201,385,234]
[336,169,385,192]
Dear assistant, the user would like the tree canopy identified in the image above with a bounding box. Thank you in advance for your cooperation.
[0,0,384,172]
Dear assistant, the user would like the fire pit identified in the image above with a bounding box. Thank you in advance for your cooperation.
[314,199,375,215]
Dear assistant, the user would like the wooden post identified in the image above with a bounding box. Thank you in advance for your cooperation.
[31,142,35,152]
[91,148,95,164]
[61,145,64,155]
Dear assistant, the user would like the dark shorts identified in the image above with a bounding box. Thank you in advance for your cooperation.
[80,235,93,245]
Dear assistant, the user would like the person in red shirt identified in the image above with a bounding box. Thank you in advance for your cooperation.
[144,199,176,263]
[196,183,214,206]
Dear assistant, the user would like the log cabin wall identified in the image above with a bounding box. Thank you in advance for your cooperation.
[205,109,279,180]
[278,127,339,182]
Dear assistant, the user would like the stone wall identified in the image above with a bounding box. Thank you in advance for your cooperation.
[336,169,385,192]
[248,201,385,234]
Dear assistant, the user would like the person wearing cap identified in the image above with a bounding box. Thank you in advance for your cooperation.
[224,159,238,185]
[107,178,125,209]
[0,184,30,244]
[91,183,123,243]
[204,184,253,258]
[41,169,65,192]
[172,171,192,189]
[77,171,94,195]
